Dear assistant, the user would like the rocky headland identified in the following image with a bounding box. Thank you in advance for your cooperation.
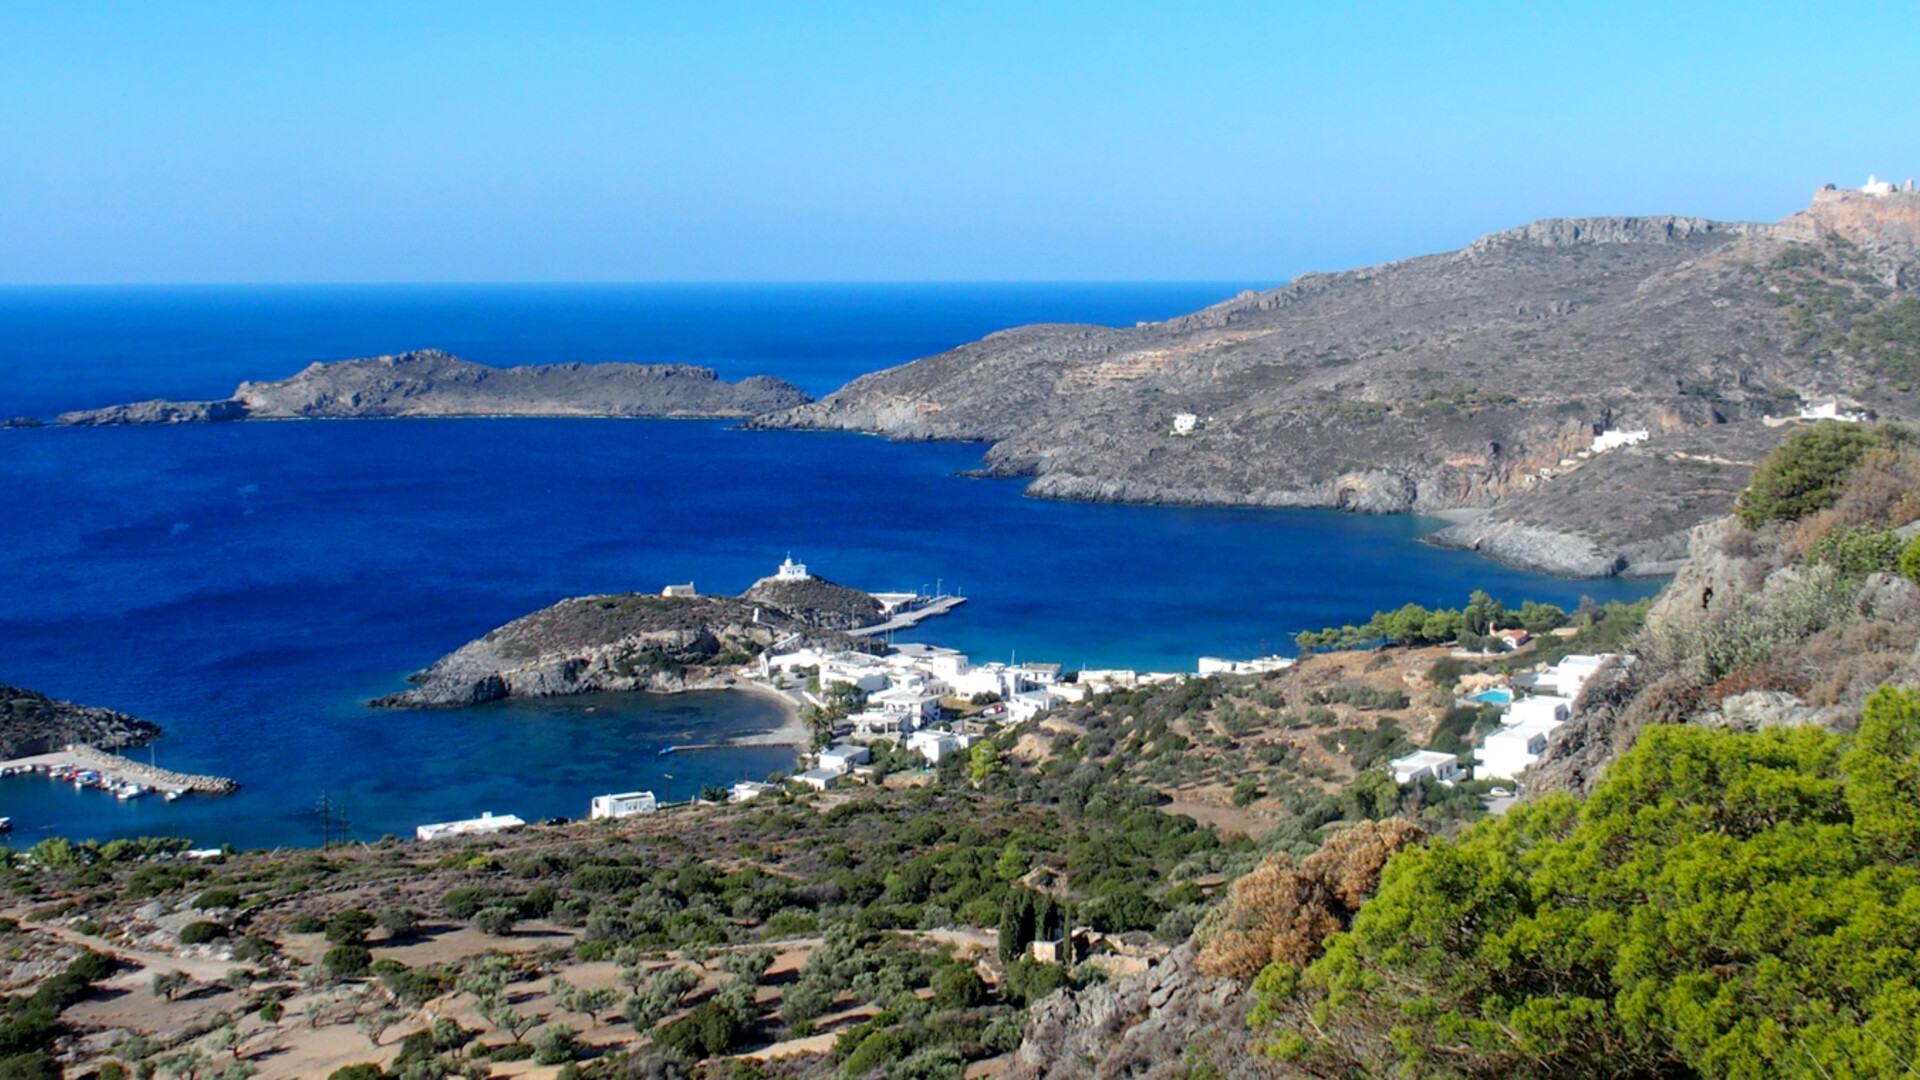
[750,185,1920,577]
[374,578,885,708]
[0,684,162,759]
[54,349,811,425]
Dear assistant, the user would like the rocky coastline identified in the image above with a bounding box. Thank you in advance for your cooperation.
[0,684,162,760]
[373,579,884,709]
[52,349,811,425]
[748,189,1920,578]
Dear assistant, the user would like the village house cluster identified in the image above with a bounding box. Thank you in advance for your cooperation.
[1388,652,1619,790]
[759,640,1086,790]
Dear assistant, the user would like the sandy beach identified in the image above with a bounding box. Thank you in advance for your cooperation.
[729,678,813,746]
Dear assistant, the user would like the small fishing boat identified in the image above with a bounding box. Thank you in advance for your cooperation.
[0,817,12,832]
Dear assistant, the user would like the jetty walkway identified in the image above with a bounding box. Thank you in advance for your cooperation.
[0,744,239,795]
[850,595,967,637]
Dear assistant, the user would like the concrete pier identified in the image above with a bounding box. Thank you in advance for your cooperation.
[849,595,968,637]
[0,744,239,795]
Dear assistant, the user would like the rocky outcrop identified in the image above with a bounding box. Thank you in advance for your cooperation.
[1010,943,1281,1080]
[0,685,161,759]
[753,191,1920,577]
[738,575,884,631]
[374,592,875,708]
[55,350,810,425]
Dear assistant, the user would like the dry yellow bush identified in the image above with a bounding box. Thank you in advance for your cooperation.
[1195,818,1424,980]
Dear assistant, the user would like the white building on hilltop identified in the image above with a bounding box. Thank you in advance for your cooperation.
[1862,174,1902,198]
[415,811,526,842]
[590,791,657,819]
[776,555,811,581]
[661,583,696,598]
[1171,413,1200,435]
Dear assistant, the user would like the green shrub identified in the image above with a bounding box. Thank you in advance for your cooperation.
[929,965,987,1010]
[322,944,372,978]
[326,1066,383,1080]
[65,951,114,981]
[1737,421,1882,527]
[324,909,376,946]
[178,921,226,945]
[653,1000,744,1060]
[533,1024,581,1065]
[287,914,325,933]
[1807,524,1904,578]
[0,1052,60,1080]
[1900,534,1920,584]
[472,905,518,936]
[440,887,496,920]
[192,887,242,910]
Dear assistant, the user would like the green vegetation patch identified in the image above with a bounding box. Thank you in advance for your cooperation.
[1257,686,1920,1079]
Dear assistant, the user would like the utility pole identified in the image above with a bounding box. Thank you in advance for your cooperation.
[317,790,332,848]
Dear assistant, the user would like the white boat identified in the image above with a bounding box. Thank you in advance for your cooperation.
[117,784,147,800]
[0,817,11,832]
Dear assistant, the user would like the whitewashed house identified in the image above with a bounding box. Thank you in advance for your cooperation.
[415,811,525,842]
[817,743,871,774]
[1475,718,1562,781]
[818,652,891,695]
[851,709,913,738]
[874,686,943,724]
[1505,695,1573,728]
[791,768,839,791]
[589,791,657,819]
[729,781,774,803]
[1390,750,1463,786]
[907,729,977,764]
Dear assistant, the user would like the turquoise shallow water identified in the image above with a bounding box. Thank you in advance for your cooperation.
[0,285,1660,849]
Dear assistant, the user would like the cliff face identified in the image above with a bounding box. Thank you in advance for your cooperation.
[374,590,877,708]
[56,350,811,424]
[752,191,1920,576]
[0,685,162,759]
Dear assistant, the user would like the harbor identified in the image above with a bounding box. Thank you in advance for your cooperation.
[0,744,239,800]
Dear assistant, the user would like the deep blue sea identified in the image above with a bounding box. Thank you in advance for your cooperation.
[0,285,1659,850]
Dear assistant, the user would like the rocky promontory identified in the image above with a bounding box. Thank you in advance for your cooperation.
[0,684,162,759]
[374,584,882,708]
[55,350,811,425]
[751,186,1920,577]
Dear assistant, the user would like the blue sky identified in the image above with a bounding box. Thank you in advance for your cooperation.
[3,2,1917,283]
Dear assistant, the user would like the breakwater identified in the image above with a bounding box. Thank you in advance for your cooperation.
[0,744,239,795]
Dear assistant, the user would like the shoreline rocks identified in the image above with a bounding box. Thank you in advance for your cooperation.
[1,685,162,760]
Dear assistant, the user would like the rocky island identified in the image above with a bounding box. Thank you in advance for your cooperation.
[373,571,886,708]
[0,683,161,759]
[54,349,812,425]
[751,182,1920,576]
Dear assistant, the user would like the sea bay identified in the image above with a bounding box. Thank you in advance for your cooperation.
[0,285,1658,849]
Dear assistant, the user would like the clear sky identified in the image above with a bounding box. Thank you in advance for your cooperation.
[4,1,1918,283]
